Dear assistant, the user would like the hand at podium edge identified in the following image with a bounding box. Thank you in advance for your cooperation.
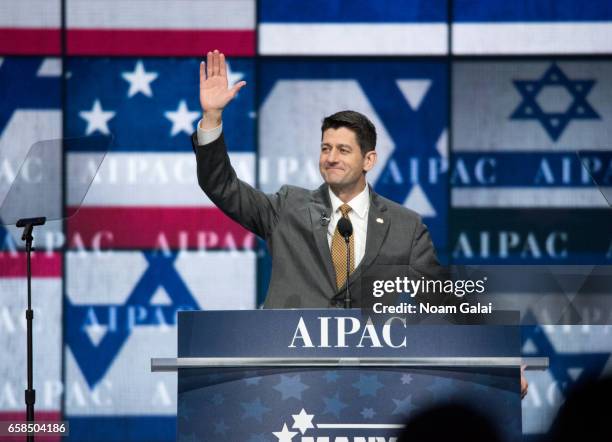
[521,364,529,399]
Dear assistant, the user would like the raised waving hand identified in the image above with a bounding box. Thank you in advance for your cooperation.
[199,50,246,129]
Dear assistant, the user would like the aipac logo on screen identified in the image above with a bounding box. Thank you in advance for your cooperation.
[272,408,400,442]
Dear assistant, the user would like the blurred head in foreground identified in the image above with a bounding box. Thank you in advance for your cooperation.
[397,402,502,442]
[548,375,612,442]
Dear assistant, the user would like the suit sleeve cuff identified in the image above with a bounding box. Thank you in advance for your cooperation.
[196,120,222,146]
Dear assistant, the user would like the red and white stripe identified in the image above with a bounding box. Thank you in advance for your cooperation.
[0,1,60,55]
[66,152,256,249]
[1,0,255,55]
[67,0,255,55]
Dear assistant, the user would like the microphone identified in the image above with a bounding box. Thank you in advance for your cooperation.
[337,217,353,240]
[337,217,353,308]
[320,212,331,226]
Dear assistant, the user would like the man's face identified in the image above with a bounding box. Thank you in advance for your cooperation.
[319,127,374,190]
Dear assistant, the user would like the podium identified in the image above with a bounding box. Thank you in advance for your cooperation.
[152,310,547,442]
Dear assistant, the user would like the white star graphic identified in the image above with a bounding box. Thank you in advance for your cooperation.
[226,61,244,88]
[291,408,315,435]
[401,373,413,385]
[121,60,158,97]
[273,423,297,442]
[164,100,200,136]
[79,99,115,135]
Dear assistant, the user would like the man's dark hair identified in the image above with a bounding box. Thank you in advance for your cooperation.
[321,110,377,156]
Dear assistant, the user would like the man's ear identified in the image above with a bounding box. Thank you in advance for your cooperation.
[363,150,377,172]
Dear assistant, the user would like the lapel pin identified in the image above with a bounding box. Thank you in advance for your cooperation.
[376,218,384,224]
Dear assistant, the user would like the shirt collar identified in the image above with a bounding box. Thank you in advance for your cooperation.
[328,183,370,219]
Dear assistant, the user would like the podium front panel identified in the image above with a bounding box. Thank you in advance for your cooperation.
[177,310,521,441]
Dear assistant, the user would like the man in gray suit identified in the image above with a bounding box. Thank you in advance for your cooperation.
[194,50,441,309]
[193,50,529,397]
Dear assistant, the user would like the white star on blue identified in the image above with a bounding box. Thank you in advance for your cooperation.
[273,374,310,400]
[511,63,599,141]
[322,392,348,418]
[241,397,271,422]
[352,374,384,397]
[400,373,413,385]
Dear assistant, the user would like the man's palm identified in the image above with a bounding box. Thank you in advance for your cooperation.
[200,51,246,113]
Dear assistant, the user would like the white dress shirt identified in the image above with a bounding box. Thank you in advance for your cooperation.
[327,184,370,268]
[197,119,222,145]
[197,119,371,267]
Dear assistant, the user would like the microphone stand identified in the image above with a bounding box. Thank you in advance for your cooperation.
[343,234,352,309]
[16,216,46,442]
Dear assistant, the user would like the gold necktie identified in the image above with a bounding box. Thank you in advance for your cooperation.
[331,204,355,289]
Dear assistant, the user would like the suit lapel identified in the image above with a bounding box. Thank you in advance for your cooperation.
[308,184,337,293]
[360,191,390,271]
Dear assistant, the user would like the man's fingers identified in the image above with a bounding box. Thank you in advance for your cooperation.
[229,81,247,98]
[206,52,213,77]
[213,49,220,76]
[200,61,206,84]
[220,53,227,78]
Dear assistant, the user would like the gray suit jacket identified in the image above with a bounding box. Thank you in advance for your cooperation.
[193,132,442,309]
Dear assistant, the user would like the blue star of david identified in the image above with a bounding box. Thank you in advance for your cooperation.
[241,397,271,422]
[273,374,309,400]
[511,63,600,141]
[65,251,200,387]
[323,371,340,383]
[352,374,384,397]
[522,313,609,394]
[392,394,416,416]
[361,407,376,419]
[322,392,348,418]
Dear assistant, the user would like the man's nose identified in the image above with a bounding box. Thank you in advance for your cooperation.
[327,148,339,162]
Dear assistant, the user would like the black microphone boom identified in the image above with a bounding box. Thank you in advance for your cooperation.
[337,217,353,308]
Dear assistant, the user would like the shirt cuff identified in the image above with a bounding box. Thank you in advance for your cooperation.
[196,120,222,145]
